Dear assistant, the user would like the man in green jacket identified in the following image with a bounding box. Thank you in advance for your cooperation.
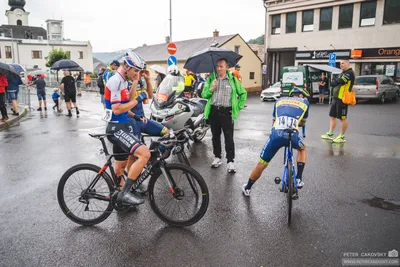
[202,58,247,173]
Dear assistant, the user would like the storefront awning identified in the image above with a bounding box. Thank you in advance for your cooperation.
[305,64,342,74]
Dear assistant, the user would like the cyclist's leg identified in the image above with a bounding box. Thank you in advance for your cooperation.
[292,132,306,183]
[142,119,170,136]
[113,144,128,187]
[245,129,283,190]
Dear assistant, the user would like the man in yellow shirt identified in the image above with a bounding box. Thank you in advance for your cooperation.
[184,70,196,97]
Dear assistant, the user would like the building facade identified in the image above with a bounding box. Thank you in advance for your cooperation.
[263,0,400,85]
[0,0,93,71]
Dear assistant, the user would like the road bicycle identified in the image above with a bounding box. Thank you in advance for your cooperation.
[57,129,209,227]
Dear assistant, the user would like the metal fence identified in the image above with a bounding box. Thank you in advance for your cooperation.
[45,79,101,93]
[17,85,32,110]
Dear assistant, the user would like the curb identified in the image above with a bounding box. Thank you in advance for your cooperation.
[0,105,28,131]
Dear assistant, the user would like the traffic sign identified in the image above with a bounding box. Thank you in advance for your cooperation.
[167,43,177,55]
[167,56,177,66]
[329,53,337,67]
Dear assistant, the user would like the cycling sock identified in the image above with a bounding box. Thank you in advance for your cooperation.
[328,132,334,136]
[297,162,305,180]
[245,179,255,190]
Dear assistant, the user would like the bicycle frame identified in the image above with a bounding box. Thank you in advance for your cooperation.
[281,131,298,192]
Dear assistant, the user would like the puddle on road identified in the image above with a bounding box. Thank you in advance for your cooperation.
[362,197,400,212]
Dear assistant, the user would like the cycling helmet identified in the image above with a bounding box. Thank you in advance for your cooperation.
[167,64,179,75]
[289,87,309,97]
[123,52,145,70]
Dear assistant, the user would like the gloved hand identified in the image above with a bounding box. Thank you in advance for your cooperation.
[136,92,148,103]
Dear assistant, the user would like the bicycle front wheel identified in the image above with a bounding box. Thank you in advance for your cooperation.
[287,160,294,225]
[57,163,114,226]
[148,163,209,227]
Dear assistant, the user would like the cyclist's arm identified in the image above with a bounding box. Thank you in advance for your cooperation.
[145,77,153,99]
[111,81,139,115]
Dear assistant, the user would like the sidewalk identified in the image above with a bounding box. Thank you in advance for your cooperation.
[0,104,28,130]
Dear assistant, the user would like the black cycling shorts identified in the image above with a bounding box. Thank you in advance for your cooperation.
[329,98,348,120]
[64,91,77,103]
[106,122,142,161]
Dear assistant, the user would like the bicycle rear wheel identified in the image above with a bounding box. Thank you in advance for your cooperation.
[148,163,209,227]
[287,160,294,225]
[57,163,114,226]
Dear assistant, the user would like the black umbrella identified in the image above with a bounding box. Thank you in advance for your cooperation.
[0,62,19,77]
[184,47,242,74]
[51,60,82,70]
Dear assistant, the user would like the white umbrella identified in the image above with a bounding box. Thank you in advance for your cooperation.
[150,65,167,75]
[30,69,47,76]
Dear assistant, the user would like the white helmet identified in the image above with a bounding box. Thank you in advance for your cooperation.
[167,64,179,75]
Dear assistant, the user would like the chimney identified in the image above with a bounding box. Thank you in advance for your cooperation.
[165,36,170,43]
[213,29,219,37]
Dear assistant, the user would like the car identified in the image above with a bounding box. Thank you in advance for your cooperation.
[355,75,399,104]
[260,82,281,101]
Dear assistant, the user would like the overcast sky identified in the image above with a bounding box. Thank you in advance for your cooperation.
[0,0,265,52]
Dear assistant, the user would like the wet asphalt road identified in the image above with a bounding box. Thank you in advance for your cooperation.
[0,92,399,267]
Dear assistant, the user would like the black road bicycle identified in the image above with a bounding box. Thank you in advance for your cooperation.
[57,130,209,227]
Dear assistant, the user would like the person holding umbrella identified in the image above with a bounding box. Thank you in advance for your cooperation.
[202,58,247,173]
[0,73,9,121]
[60,70,80,117]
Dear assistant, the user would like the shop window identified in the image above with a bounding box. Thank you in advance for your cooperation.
[383,0,400,25]
[271,15,281,34]
[339,4,354,29]
[286,12,297,33]
[319,7,333,30]
[249,72,255,80]
[360,0,376,27]
[361,63,399,81]
[302,10,314,32]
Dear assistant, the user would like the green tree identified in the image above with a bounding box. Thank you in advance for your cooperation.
[45,48,71,68]
[248,35,265,45]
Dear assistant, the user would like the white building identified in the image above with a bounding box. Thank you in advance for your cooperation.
[0,0,93,71]
[263,0,400,85]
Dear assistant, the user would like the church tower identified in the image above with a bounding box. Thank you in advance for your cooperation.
[5,0,30,26]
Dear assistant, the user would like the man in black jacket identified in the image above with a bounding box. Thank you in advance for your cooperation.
[97,68,106,109]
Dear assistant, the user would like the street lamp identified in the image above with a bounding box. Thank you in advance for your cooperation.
[169,0,172,42]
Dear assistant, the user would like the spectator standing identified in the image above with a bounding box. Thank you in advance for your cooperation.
[184,70,195,97]
[6,74,23,116]
[97,67,106,109]
[201,58,247,173]
[233,64,242,83]
[321,59,355,143]
[103,60,120,85]
[0,73,9,121]
[52,89,60,111]
[60,70,80,117]
[31,75,47,111]
[76,72,83,96]
[318,73,328,104]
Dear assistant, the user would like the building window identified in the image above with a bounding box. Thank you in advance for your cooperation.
[271,15,281,34]
[79,51,83,59]
[302,10,314,32]
[234,45,240,54]
[383,0,400,25]
[249,72,255,80]
[5,46,12,59]
[360,0,377,27]
[31,51,42,59]
[17,20,22,26]
[286,12,297,33]
[339,4,354,29]
[319,7,333,30]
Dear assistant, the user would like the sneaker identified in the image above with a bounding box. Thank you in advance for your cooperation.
[227,162,236,173]
[211,157,222,168]
[37,107,42,111]
[296,179,304,189]
[1,117,8,122]
[332,134,346,143]
[132,183,148,195]
[321,132,334,140]
[76,109,80,116]
[12,112,19,116]
[66,112,72,117]
[242,184,251,197]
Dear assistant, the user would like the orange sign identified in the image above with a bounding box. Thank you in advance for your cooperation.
[351,50,362,58]
[157,93,168,101]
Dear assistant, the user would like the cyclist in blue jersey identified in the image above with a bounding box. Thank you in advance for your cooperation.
[127,57,170,138]
[242,87,310,197]
[103,60,120,85]
[104,54,150,206]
